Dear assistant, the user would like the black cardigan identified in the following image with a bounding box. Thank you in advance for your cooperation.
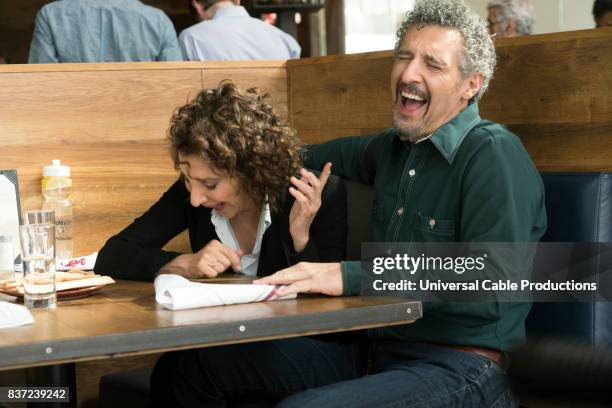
[94,175,347,281]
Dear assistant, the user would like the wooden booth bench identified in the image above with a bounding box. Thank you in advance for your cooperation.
[1,28,611,407]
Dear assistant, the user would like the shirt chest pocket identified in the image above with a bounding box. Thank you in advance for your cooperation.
[414,214,456,241]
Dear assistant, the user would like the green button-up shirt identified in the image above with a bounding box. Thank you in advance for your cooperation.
[306,103,547,351]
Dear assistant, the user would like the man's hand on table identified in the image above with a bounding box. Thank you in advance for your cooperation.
[253,262,343,296]
[159,239,243,278]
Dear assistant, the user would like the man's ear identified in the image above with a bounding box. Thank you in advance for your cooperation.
[192,0,206,21]
[505,18,518,37]
[462,74,483,101]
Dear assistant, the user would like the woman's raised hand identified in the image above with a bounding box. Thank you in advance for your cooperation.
[288,162,332,252]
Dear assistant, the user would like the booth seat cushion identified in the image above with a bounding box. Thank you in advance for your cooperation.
[526,173,612,347]
[539,173,612,242]
[511,173,612,404]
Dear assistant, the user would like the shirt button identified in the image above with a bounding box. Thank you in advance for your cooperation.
[397,207,404,216]
[429,218,436,228]
[409,169,416,177]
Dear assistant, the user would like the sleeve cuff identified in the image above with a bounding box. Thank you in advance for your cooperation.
[288,238,319,265]
[341,261,363,295]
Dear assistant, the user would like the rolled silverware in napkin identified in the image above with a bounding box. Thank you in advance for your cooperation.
[154,274,296,310]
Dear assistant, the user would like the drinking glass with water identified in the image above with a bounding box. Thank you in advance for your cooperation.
[19,221,56,309]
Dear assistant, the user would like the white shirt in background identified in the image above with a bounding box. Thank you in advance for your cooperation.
[178,5,301,61]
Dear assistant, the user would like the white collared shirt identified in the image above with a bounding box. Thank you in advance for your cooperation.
[210,203,272,276]
[178,5,301,61]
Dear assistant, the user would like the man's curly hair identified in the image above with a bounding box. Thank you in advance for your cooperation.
[168,81,302,212]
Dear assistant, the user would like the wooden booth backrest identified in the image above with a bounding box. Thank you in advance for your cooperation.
[0,28,610,254]
[0,61,287,255]
[286,28,612,171]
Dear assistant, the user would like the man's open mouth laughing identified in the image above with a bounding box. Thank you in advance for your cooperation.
[398,84,429,116]
[400,89,428,114]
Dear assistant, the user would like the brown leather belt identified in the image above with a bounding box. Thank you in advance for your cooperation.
[444,345,504,366]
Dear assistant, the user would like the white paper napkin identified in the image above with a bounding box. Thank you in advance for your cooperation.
[154,274,296,310]
[56,252,98,271]
[0,301,34,329]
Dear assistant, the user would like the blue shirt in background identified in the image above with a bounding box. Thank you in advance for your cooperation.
[28,0,182,63]
[178,5,300,61]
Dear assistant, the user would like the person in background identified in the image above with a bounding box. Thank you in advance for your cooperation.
[188,0,207,21]
[179,0,300,61]
[28,0,182,63]
[593,0,612,27]
[487,0,535,38]
[0,53,8,64]
[152,0,546,406]
[95,80,346,283]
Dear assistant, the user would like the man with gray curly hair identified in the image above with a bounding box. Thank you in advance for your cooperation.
[487,0,536,38]
[156,1,546,406]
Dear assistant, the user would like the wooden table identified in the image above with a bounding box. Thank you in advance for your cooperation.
[0,279,422,371]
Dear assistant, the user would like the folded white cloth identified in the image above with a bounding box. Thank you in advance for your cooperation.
[56,252,98,271]
[154,274,296,310]
[0,301,34,329]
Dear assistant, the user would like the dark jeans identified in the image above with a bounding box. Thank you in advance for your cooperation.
[150,337,517,408]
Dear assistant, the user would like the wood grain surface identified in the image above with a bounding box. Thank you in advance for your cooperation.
[0,69,202,146]
[0,62,289,255]
[286,29,612,170]
[287,51,393,143]
[0,279,421,371]
[202,67,289,122]
[1,141,182,254]
[483,29,612,171]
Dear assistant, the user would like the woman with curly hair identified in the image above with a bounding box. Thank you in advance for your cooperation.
[94,81,346,281]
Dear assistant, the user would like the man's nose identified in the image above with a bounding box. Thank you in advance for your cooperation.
[400,60,423,84]
[190,184,207,207]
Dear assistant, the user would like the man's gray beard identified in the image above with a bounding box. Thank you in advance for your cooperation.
[392,111,423,143]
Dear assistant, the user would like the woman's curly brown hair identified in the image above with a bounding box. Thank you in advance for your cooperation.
[168,80,303,212]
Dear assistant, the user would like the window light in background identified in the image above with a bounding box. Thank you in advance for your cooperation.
[345,0,415,54]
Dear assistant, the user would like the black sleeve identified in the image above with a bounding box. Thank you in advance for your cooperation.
[288,174,348,264]
[94,179,189,281]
